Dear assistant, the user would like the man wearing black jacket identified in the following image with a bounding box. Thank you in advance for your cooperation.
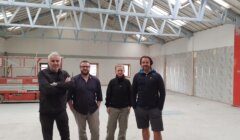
[105,65,131,140]
[132,56,166,140]
[38,52,71,140]
[105,65,132,140]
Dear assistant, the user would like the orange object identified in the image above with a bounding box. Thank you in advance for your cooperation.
[233,26,240,107]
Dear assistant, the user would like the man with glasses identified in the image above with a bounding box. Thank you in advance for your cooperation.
[38,52,71,140]
[68,60,102,140]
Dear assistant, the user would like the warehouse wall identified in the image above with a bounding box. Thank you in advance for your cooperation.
[0,38,4,53]
[1,14,148,84]
[149,24,235,104]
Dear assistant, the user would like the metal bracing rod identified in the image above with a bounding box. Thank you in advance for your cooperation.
[159,20,166,34]
[0,0,220,22]
[8,6,20,24]
[123,1,132,31]
[189,0,198,18]
[97,0,103,29]
[1,7,8,24]
[131,3,142,32]
[198,0,207,20]
[103,0,112,30]
[26,6,33,26]
[70,0,80,30]
[172,0,181,18]
[141,0,153,33]
[0,22,181,37]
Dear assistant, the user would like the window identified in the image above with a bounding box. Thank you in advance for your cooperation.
[40,63,48,71]
[123,64,130,77]
[90,63,98,77]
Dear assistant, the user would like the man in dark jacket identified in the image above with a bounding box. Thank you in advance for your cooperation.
[105,64,132,140]
[68,60,102,140]
[38,52,71,140]
[132,56,166,140]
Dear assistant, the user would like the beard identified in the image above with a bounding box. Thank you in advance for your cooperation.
[81,70,89,75]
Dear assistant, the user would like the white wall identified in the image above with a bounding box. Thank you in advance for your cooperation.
[149,24,235,104]
[150,24,235,56]
[0,38,5,53]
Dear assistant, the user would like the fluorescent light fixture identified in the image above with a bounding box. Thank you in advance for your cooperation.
[133,0,149,8]
[213,0,230,9]
[146,26,158,34]
[0,11,12,20]
[7,26,21,31]
[151,6,168,16]
[196,0,212,11]
[56,12,67,19]
[169,20,186,27]
[53,0,69,6]
[136,34,147,41]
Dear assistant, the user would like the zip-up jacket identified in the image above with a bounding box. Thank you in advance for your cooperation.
[132,69,166,110]
[105,76,132,108]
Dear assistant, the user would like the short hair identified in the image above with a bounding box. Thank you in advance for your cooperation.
[115,64,124,70]
[80,60,90,65]
[140,56,153,65]
[48,52,61,61]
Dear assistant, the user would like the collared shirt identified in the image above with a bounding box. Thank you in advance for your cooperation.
[68,74,102,115]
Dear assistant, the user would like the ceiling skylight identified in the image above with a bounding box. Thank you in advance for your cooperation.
[196,0,212,11]
[0,11,12,20]
[53,0,69,6]
[56,12,67,19]
[146,26,158,33]
[151,6,169,16]
[169,20,186,27]
[7,26,21,31]
[213,0,230,9]
[136,34,147,41]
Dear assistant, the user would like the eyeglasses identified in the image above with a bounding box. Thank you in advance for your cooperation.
[80,66,90,68]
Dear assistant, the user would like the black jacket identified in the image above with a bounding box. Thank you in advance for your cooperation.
[68,74,102,115]
[105,76,132,108]
[132,69,166,110]
[38,68,71,114]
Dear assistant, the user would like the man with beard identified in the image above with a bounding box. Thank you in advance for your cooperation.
[132,56,166,140]
[68,60,102,140]
[38,52,71,140]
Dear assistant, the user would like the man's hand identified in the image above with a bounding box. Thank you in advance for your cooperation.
[97,101,101,108]
[68,101,74,111]
[128,106,131,113]
[50,82,57,86]
[65,77,71,82]
[107,107,110,114]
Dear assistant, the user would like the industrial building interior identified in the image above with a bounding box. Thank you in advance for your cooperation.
[0,0,240,140]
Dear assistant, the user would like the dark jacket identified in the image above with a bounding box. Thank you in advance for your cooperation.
[68,74,102,115]
[132,69,166,110]
[105,76,132,108]
[38,68,71,114]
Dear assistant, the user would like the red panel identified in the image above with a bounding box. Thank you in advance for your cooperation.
[233,26,240,107]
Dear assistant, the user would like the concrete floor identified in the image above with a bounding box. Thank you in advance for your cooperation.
[0,87,240,140]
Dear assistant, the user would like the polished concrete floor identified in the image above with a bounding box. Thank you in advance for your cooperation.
[0,87,240,140]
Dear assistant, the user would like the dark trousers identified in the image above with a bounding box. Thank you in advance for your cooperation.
[40,110,70,140]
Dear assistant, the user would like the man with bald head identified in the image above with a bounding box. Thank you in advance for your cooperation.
[38,52,71,140]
